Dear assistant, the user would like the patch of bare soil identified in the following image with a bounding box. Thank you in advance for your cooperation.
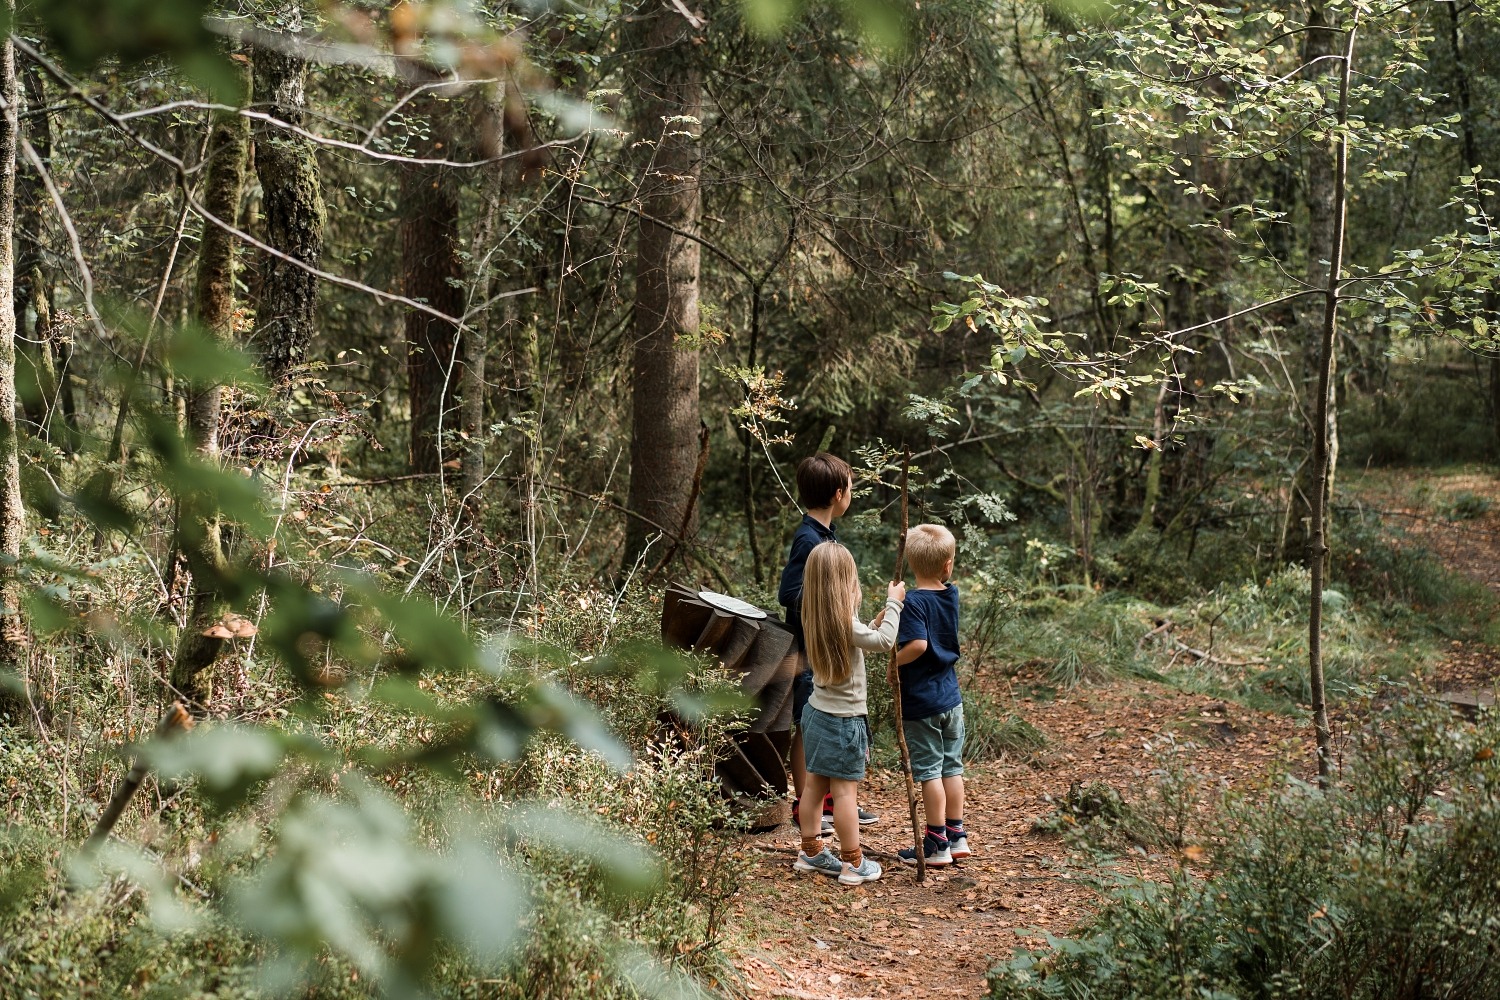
[725,681,1309,1000]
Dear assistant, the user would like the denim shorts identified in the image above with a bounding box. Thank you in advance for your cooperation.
[800,705,869,782]
[904,704,965,782]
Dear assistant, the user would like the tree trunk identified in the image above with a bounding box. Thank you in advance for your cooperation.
[252,5,325,393]
[1445,3,1500,463]
[401,76,465,474]
[1305,13,1357,786]
[170,62,251,703]
[1286,1,1341,567]
[14,64,64,448]
[622,0,703,570]
[460,121,510,542]
[0,14,27,713]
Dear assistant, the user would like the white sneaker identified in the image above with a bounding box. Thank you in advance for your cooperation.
[792,847,843,878]
[839,855,882,885]
[949,834,971,859]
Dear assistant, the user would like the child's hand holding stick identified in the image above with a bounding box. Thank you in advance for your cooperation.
[886,448,926,882]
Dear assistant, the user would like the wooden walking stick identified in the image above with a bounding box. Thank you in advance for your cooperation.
[886,448,927,882]
[84,702,194,854]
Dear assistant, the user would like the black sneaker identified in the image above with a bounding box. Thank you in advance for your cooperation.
[898,833,953,866]
[821,803,880,826]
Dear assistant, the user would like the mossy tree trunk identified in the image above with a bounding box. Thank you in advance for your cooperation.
[622,0,703,571]
[170,62,251,704]
[401,75,465,474]
[0,12,28,714]
[252,4,325,393]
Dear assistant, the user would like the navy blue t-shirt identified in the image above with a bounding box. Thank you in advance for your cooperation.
[895,584,962,720]
[777,514,838,652]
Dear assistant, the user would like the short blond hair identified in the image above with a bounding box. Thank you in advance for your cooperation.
[906,523,956,579]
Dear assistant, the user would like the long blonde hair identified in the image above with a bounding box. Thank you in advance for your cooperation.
[802,541,860,687]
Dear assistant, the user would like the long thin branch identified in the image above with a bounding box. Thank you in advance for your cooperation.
[15,39,481,331]
[571,193,756,284]
[115,99,583,169]
[17,137,108,345]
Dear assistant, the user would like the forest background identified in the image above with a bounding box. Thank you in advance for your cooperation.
[0,0,1498,997]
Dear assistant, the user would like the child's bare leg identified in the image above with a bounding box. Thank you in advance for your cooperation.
[791,730,807,800]
[920,777,947,829]
[828,777,860,854]
[942,775,964,822]
[799,772,831,843]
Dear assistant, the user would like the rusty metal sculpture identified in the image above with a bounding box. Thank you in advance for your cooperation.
[661,584,798,828]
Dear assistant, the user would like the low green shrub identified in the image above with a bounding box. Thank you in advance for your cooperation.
[1441,490,1494,521]
[964,690,1047,763]
[997,594,1152,688]
[991,692,1500,1000]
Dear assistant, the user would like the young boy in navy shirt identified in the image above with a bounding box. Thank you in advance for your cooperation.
[779,453,878,832]
[890,523,969,864]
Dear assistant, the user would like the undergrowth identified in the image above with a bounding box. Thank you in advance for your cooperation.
[991,693,1500,1000]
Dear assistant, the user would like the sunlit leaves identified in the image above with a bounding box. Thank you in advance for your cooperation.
[147,724,292,811]
[227,777,528,996]
[9,0,238,101]
[740,0,914,52]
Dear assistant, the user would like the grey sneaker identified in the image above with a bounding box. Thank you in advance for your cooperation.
[793,848,843,878]
[838,855,882,885]
[949,833,971,859]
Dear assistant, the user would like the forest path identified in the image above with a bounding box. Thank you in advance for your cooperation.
[724,468,1500,1000]
[726,685,1310,1000]
[1348,467,1500,691]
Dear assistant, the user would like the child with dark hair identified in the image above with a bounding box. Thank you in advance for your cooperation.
[777,453,879,833]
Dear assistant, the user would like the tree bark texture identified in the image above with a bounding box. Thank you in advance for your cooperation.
[15,64,68,448]
[622,0,703,569]
[0,16,27,710]
[251,6,325,393]
[1286,1,1341,568]
[171,62,251,702]
[401,79,466,474]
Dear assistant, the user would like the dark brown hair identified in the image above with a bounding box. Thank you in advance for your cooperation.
[796,452,853,509]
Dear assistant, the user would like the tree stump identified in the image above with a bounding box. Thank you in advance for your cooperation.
[661,584,797,829]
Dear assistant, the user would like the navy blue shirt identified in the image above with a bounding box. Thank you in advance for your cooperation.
[895,584,962,720]
[777,514,838,652]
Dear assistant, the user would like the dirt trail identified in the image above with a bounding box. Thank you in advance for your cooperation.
[725,469,1500,1000]
[1350,469,1500,690]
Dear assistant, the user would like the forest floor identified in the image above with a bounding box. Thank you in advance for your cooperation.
[721,468,1500,1000]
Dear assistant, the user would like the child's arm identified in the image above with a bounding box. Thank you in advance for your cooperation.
[852,582,905,653]
[888,638,926,686]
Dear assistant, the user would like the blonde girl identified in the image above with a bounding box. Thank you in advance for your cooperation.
[791,541,904,885]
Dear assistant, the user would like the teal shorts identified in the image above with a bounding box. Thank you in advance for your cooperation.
[903,704,965,782]
[800,706,869,782]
